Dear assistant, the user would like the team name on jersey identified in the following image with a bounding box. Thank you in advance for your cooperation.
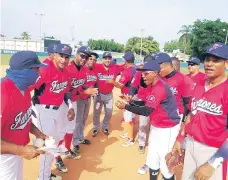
[87,75,97,82]
[50,80,68,93]
[170,87,178,95]
[191,98,223,115]
[98,73,114,80]
[10,106,32,130]
[71,78,85,88]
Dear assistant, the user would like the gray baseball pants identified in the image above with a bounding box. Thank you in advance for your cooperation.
[138,115,149,147]
[73,97,91,146]
[93,93,113,131]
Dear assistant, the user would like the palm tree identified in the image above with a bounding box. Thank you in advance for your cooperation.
[178,25,192,53]
[21,32,31,40]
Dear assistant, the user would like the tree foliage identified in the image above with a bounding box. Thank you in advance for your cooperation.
[21,32,31,40]
[125,36,159,55]
[88,39,124,52]
[164,39,192,55]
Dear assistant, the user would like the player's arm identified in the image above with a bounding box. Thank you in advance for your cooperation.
[125,103,154,116]
[30,123,47,139]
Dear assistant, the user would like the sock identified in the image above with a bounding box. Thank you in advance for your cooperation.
[163,175,175,180]
[64,133,73,150]
[149,168,159,180]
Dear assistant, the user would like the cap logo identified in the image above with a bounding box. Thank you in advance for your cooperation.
[62,46,70,51]
[53,45,57,50]
[209,43,223,52]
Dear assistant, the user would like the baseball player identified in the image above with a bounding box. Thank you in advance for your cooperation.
[43,43,57,64]
[0,51,48,180]
[171,42,228,180]
[186,57,207,86]
[73,49,98,153]
[92,52,123,137]
[90,51,99,63]
[107,51,136,147]
[65,46,98,157]
[32,44,75,180]
[171,57,181,72]
[116,60,180,180]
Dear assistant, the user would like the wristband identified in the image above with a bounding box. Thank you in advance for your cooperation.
[208,158,223,169]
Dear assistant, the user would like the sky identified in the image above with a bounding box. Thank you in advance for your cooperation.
[1,0,228,49]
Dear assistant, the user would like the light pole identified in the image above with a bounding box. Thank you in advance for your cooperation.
[35,13,45,51]
[140,29,145,60]
[223,29,228,45]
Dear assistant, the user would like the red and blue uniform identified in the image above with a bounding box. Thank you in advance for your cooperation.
[186,72,206,87]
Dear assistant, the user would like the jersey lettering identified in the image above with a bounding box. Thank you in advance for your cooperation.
[10,106,32,130]
[98,73,114,80]
[50,80,68,93]
[170,87,178,95]
[191,98,223,115]
[71,78,85,88]
[87,75,97,82]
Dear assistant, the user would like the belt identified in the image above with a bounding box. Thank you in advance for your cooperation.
[44,105,60,110]
[100,92,112,95]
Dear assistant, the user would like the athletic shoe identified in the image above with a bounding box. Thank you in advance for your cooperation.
[92,129,98,137]
[120,132,128,139]
[73,145,80,153]
[138,146,145,154]
[121,139,135,147]
[55,157,68,173]
[50,173,62,180]
[79,139,91,145]
[138,164,149,175]
[64,149,81,159]
[102,129,109,136]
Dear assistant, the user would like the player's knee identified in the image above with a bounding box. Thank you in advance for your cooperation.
[149,168,159,180]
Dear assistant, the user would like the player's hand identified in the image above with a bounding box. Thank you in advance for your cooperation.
[119,95,132,103]
[194,162,215,180]
[106,79,114,84]
[36,132,48,140]
[67,108,75,121]
[171,141,183,157]
[115,100,127,109]
[84,87,98,95]
[17,145,45,160]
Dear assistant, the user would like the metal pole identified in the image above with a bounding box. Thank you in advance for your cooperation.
[140,29,144,60]
[225,30,228,45]
[35,13,45,51]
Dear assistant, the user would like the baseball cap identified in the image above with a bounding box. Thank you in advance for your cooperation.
[123,51,135,62]
[203,42,228,59]
[55,44,72,56]
[137,60,160,71]
[77,46,91,57]
[90,52,99,59]
[103,52,112,58]
[154,52,171,64]
[111,58,117,65]
[9,51,48,70]
[186,57,201,65]
[47,43,57,54]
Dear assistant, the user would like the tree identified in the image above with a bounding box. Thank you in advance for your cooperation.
[78,41,83,46]
[164,39,192,55]
[125,36,159,55]
[21,32,31,40]
[178,25,192,53]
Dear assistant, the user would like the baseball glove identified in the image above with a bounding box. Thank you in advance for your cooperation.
[165,149,185,175]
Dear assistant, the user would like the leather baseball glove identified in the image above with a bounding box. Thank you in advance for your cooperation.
[165,149,185,175]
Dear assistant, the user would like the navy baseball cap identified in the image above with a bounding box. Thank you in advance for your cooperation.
[123,51,135,62]
[137,60,160,71]
[90,52,99,59]
[47,43,57,54]
[103,52,112,58]
[55,44,72,56]
[203,42,228,59]
[111,58,117,65]
[77,46,91,56]
[186,57,201,65]
[154,52,171,64]
[9,51,48,70]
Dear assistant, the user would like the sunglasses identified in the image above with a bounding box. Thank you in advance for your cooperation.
[80,54,89,60]
[188,63,197,66]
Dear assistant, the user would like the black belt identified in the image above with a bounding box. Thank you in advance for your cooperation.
[44,105,59,110]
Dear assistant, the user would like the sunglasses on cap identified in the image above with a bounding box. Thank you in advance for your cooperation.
[80,53,89,60]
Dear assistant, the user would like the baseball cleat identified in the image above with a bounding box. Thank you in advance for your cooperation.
[138,164,149,175]
[138,146,145,154]
[73,145,80,154]
[64,149,81,159]
[121,139,135,147]
[102,129,109,136]
[50,173,62,180]
[55,157,68,173]
[119,132,128,139]
[79,139,91,145]
[92,129,98,137]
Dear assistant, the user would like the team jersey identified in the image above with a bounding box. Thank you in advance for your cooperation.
[162,71,193,114]
[66,61,86,102]
[118,66,136,95]
[80,65,97,100]
[144,79,180,128]
[1,78,32,146]
[186,79,228,148]
[186,72,207,88]
[131,71,147,100]
[94,63,122,94]
[32,61,70,106]
[43,58,52,65]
